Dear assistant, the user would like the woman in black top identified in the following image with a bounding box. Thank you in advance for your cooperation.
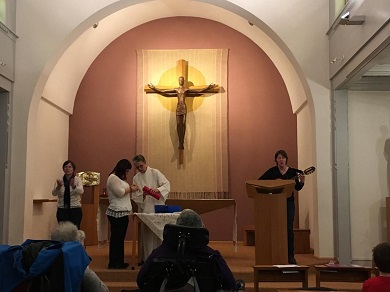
[258,149,305,264]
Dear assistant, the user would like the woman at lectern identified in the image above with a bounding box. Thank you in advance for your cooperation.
[106,158,139,269]
[258,149,305,265]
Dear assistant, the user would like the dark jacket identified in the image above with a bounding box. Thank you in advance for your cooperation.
[0,239,90,292]
[137,240,237,291]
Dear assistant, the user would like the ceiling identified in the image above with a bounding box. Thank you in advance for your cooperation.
[343,42,390,91]
[333,0,390,91]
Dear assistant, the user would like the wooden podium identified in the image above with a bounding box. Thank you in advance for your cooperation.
[80,185,100,246]
[246,180,295,265]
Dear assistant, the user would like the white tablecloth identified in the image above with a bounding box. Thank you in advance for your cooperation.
[98,199,237,251]
[134,212,181,239]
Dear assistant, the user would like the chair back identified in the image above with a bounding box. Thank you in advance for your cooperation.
[162,224,209,257]
[21,241,65,292]
[0,240,90,292]
[143,224,222,292]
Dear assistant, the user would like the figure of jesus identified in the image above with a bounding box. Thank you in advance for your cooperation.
[148,76,216,150]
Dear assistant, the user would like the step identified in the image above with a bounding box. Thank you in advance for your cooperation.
[94,266,254,284]
[243,225,312,254]
[94,268,138,282]
[104,280,307,292]
[105,281,138,292]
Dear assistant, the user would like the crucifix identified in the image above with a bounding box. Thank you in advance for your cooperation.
[144,59,219,164]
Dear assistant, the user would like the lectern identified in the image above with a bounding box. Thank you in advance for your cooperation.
[246,180,295,265]
[80,185,99,246]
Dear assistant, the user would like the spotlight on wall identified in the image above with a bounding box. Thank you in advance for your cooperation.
[93,23,99,29]
[248,20,253,26]
[339,11,365,25]
[330,55,345,64]
[341,11,350,19]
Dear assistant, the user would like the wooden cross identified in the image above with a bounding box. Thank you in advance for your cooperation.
[144,59,219,164]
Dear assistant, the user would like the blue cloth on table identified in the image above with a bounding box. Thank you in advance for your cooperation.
[154,205,181,213]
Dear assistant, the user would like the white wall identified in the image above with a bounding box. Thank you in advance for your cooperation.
[308,79,333,258]
[28,99,69,239]
[297,103,314,226]
[349,91,390,261]
[230,0,329,88]
[35,98,70,199]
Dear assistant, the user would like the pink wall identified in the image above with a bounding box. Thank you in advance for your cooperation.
[69,17,297,241]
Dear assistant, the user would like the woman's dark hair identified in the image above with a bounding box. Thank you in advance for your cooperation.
[111,159,132,180]
[274,149,288,164]
[62,160,76,171]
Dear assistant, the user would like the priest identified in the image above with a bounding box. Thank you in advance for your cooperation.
[132,154,170,262]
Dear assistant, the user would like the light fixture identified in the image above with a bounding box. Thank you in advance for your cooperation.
[341,11,350,19]
[327,2,366,36]
[330,56,345,64]
[339,11,365,25]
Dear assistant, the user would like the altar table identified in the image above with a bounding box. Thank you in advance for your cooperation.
[130,212,180,269]
[166,199,237,249]
[99,198,237,268]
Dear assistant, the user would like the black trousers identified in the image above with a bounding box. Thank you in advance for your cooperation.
[287,196,295,257]
[56,207,82,229]
[108,215,129,266]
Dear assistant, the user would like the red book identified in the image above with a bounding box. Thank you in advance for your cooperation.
[143,186,161,200]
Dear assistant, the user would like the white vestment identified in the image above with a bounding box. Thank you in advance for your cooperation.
[132,167,170,260]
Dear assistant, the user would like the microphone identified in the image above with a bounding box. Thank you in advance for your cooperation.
[143,186,161,200]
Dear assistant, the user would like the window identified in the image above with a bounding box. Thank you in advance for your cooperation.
[0,0,5,24]
[335,0,348,16]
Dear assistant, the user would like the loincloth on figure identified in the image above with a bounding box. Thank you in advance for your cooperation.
[176,103,186,116]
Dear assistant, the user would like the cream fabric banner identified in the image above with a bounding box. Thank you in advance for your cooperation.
[136,49,228,199]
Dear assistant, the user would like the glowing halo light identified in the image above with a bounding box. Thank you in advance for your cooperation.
[156,66,207,113]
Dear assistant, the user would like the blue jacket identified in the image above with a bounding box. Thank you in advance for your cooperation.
[0,239,90,292]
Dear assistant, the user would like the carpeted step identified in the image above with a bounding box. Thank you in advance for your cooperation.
[104,281,138,292]
[94,268,138,282]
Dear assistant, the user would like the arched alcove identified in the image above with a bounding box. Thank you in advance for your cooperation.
[26,0,317,248]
